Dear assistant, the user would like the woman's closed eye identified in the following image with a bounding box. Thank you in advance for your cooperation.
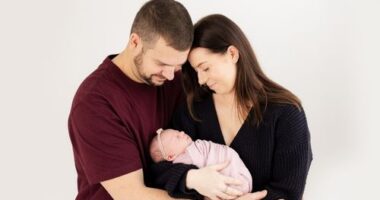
[200,65,210,72]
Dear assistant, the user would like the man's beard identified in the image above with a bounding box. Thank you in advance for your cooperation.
[133,50,162,86]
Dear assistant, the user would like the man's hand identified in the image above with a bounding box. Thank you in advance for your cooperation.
[186,161,244,200]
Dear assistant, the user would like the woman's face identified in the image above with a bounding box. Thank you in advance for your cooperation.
[188,47,238,95]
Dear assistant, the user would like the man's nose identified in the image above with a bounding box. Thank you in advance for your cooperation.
[161,67,175,81]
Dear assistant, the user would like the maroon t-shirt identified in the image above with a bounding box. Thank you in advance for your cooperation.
[68,55,184,199]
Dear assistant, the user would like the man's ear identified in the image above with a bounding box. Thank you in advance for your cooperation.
[227,45,239,64]
[166,154,176,161]
[129,33,142,51]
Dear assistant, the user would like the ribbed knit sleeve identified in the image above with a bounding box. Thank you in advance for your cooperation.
[264,105,313,200]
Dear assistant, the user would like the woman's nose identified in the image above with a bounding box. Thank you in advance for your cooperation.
[197,71,207,85]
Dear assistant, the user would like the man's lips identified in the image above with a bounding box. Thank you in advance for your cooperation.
[154,75,166,81]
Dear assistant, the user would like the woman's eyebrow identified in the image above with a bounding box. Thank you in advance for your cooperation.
[196,61,206,68]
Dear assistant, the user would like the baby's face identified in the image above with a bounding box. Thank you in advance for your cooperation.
[161,129,192,157]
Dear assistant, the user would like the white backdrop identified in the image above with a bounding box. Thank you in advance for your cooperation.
[1,0,379,199]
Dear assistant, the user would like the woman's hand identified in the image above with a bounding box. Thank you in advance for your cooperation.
[186,161,243,200]
[235,190,267,200]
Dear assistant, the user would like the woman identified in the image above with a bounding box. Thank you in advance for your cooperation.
[152,14,312,200]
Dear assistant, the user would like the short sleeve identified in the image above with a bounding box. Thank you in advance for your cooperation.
[69,94,142,184]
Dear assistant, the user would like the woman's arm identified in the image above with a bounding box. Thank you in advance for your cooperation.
[264,105,313,200]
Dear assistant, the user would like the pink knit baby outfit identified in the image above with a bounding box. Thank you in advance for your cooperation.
[173,139,252,193]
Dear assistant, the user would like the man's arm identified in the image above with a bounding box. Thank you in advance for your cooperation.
[101,169,186,200]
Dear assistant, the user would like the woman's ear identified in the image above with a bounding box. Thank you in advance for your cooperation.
[227,45,239,64]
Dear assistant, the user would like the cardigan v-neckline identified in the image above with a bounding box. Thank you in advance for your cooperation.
[206,95,250,147]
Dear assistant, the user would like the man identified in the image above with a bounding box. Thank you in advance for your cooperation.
[68,0,195,199]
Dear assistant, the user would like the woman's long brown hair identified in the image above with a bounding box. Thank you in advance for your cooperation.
[182,14,301,126]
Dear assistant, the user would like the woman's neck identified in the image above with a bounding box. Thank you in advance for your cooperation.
[213,92,236,107]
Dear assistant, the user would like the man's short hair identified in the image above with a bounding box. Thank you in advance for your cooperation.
[131,0,193,51]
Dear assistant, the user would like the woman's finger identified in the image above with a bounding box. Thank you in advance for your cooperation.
[223,176,242,186]
[216,190,237,200]
[248,190,267,199]
[224,186,243,196]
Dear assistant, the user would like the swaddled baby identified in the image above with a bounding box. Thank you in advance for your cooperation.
[150,128,252,194]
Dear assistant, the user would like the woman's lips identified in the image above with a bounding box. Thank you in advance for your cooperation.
[207,83,216,88]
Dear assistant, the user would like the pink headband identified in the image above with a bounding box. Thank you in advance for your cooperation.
[156,128,167,160]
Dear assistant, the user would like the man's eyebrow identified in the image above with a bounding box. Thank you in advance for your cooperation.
[154,59,169,66]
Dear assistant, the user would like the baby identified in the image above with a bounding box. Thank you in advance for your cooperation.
[150,128,253,194]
